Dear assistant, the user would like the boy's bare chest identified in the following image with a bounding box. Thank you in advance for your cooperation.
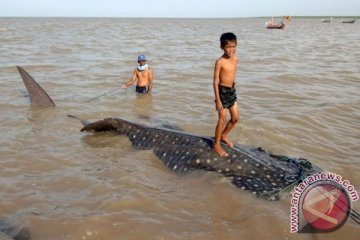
[221,64,236,73]
[137,70,149,78]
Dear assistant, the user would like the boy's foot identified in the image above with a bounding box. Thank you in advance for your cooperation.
[213,144,228,157]
[221,136,234,148]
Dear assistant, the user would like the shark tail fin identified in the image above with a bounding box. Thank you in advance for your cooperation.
[17,66,56,108]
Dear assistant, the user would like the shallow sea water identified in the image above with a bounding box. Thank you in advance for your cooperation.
[0,17,359,239]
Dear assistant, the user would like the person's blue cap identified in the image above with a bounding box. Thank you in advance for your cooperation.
[138,54,147,61]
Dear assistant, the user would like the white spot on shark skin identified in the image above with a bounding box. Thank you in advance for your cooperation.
[163,153,167,157]
[247,179,252,182]
[181,156,185,160]
[252,192,257,195]
[206,159,211,164]
[184,167,187,171]
[271,182,277,186]
[225,168,230,172]
[244,159,248,163]
[241,186,246,190]
[214,158,218,161]
[232,154,237,158]
[172,141,175,144]
[133,135,136,138]
[237,177,242,180]
[237,165,242,170]
[251,170,256,174]
[136,130,140,133]
[217,169,222,173]
[196,159,200,164]
[152,139,156,142]
[173,165,177,170]
[255,163,260,167]
[186,152,189,155]
[254,184,258,187]
[266,175,271,178]
[142,137,146,140]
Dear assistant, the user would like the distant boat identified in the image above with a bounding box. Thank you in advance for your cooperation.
[321,18,332,22]
[266,24,285,29]
[265,16,291,30]
[342,19,356,23]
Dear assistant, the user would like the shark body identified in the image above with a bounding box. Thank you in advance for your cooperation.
[80,117,319,200]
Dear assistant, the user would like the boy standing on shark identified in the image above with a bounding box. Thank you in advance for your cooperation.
[213,32,239,157]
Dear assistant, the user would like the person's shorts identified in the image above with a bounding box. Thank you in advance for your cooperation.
[136,85,147,93]
[219,85,237,109]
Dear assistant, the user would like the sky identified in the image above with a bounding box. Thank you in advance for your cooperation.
[0,0,359,18]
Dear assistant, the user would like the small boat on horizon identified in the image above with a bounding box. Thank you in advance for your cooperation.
[265,16,291,30]
[342,18,356,23]
[321,18,333,22]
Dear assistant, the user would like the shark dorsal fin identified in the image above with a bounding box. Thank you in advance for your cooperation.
[17,66,56,108]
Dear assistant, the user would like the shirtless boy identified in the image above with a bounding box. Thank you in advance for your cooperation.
[213,32,239,157]
[121,54,153,93]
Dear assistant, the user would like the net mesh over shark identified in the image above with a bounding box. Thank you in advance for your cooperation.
[81,118,320,200]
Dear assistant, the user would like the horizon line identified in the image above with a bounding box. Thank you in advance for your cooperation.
[0,15,359,19]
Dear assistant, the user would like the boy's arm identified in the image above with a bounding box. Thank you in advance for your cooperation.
[121,70,137,88]
[213,59,223,111]
[147,68,153,93]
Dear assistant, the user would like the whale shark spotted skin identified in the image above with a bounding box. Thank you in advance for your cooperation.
[80,117,319,200]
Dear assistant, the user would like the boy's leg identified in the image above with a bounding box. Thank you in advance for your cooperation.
[221,102,239,147]
[213,109,228,157]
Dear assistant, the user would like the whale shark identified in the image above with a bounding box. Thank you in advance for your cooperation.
[17,66,360,227]
[79,117,318,200]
